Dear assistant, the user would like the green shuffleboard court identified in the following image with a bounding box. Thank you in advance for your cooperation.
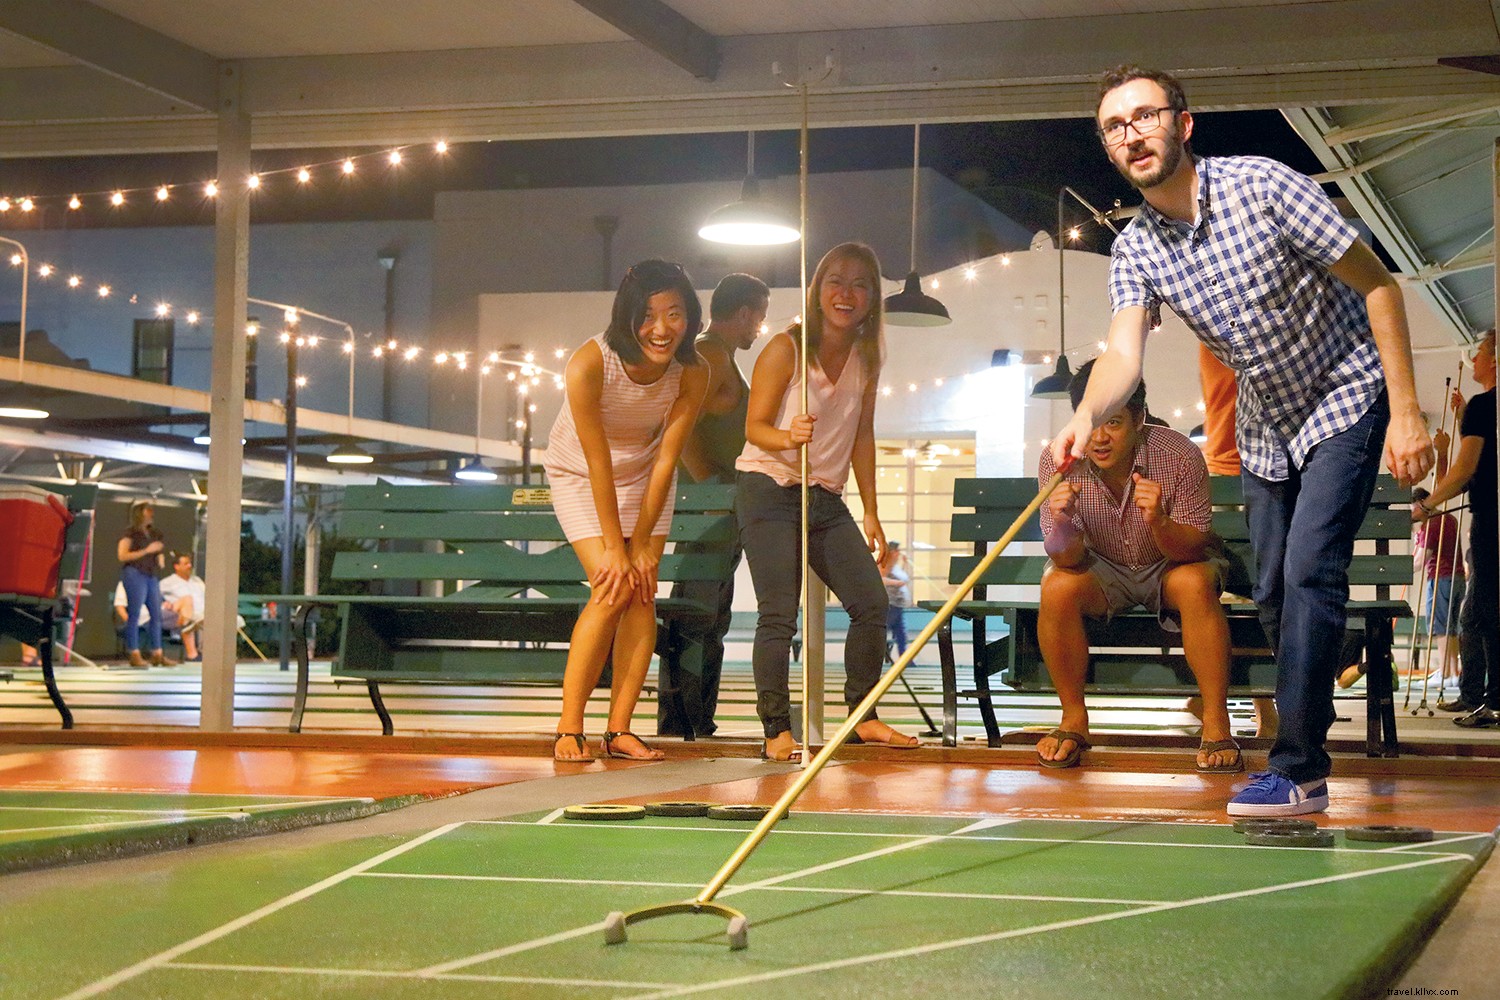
[7,809,1492,999]
[0,790,405,874]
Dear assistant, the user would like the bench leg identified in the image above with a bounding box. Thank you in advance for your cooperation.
[655,621,696,742]
[38,610,72,730]
[289,602,326,734]
[368,680,394,736]
[1364,615,1399,758]
[971,618,1002,748]
[938,618,958,747]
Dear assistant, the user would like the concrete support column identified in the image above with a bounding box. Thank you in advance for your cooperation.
[200,62,250,732]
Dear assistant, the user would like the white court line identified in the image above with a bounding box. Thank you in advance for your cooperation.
[621,854,1472,1000]
[421,815,996,976]
[52,822,465,1000]
[472,819,1480,859]
[413,922,613,976]
[165,961,672,990]
[0,797,371,819]
[535,807,567,824]
[1378,833,1495,853]
[356,871,1163,906]
[1,816,201,837]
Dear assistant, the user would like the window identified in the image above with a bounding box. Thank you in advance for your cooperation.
[132,319,175,385]
[844,436,976,605]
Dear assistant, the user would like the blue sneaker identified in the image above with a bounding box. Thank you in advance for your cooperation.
[1226,771,1329,817]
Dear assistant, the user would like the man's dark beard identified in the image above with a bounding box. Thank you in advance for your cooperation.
[1114,125,1184,190]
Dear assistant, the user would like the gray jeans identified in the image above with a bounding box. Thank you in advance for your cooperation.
[736,471,888,738]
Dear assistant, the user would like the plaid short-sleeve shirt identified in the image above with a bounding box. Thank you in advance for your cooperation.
[1108,156,1382,482]
[1039,425,1211,569]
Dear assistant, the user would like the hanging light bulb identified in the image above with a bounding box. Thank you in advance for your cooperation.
[884,124,951,327]
[698,132,799,245]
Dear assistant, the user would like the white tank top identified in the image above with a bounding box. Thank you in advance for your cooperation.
[735,332,868,494]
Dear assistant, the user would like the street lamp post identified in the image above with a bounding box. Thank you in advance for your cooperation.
[0,237,44,420]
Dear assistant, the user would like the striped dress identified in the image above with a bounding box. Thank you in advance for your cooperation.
[544,333,684,543]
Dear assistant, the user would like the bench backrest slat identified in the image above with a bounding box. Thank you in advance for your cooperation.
[945,474,1406,591]
[329,481,734,590]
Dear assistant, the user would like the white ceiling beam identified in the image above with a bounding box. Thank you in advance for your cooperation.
[0,357,522,464]
[569,0,719,81]
[0,64,1496,158]
[1322,98,1500,145]
[0,0,1493,155]
[0,0,218,111]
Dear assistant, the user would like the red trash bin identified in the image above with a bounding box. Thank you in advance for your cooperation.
[0,486,74,598]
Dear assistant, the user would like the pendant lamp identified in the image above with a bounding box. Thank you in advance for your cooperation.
[884,124,951,327]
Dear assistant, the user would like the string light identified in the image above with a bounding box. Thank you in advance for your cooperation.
[155,302,170,317]
[68,195,81,210]
[6,253,18,266]
[0,199,10,212]
[110,191,125,207]
[247,173,261,189]
[97,285,110,297]
[204,181,218,198]
[155,186,170,202]
[67,275,81,288]
[297,167,311,184]
[388,150,403,166]
[186,311,200,325]
[20,197,33,212]
[36,264,52,277]
[435,140,448,154]
[342,158,356,175]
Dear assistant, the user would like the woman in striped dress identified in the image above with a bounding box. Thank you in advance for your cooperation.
[544,260,709,761]
[736,242,919,762]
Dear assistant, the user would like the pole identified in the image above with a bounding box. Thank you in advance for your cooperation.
[279,334,298,672]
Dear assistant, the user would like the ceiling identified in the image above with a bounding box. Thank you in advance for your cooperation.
[0,0,1489,335]
[0,0,1493,498]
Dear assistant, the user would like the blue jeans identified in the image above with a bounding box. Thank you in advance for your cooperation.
[1242,393,1388,783]
[736,472,889,739]
[121,564,163,652]
[1458,524,1498,709]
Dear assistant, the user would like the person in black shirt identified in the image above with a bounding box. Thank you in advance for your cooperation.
[1415,330,1497,725]
[116,499,176,668]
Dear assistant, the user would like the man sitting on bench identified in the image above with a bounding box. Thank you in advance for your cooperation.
[1035,360,1241,773]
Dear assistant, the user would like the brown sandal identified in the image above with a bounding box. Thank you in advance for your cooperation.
[601,731,664,761]
[1196,737,1244,774]
[553,732,593,762]
[1037,728,1091,769]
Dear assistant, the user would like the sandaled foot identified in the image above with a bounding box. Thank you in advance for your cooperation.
[850,720,920,748]
[761,732,802,763]
[1036,728,1090,769]
[1196,737,1244,773]
[601,731,664,761]
[553,732,593,762]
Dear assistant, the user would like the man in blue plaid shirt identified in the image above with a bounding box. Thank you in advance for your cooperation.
[1053,65,1434,816]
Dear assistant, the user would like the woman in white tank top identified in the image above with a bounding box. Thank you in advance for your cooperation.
[735,242,919,761]
[546,260,709,762]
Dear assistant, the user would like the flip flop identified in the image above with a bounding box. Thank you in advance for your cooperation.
[847,729,921,749]
[760,740,802,763]
[1037,728,1090,769]
[1196,737,1244,774]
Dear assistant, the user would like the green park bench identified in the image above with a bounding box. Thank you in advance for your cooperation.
[0,482,98,729]
[921,475,1411,756]
[260,481,736,735]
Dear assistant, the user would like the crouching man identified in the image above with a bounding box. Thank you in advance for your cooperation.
[1035,360,1241,773]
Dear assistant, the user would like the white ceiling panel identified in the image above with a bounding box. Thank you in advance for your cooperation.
[89,0,629,58]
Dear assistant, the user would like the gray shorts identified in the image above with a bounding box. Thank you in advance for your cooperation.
[1045,549,1228,634]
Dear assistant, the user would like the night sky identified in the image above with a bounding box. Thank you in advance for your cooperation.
[0,110,1329,256]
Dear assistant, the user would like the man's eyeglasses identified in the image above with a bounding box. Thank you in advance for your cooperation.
[1098,107,1177,146]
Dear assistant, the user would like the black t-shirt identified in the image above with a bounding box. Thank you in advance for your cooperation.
[121,526,164,573]
[1460,388,1496,540]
